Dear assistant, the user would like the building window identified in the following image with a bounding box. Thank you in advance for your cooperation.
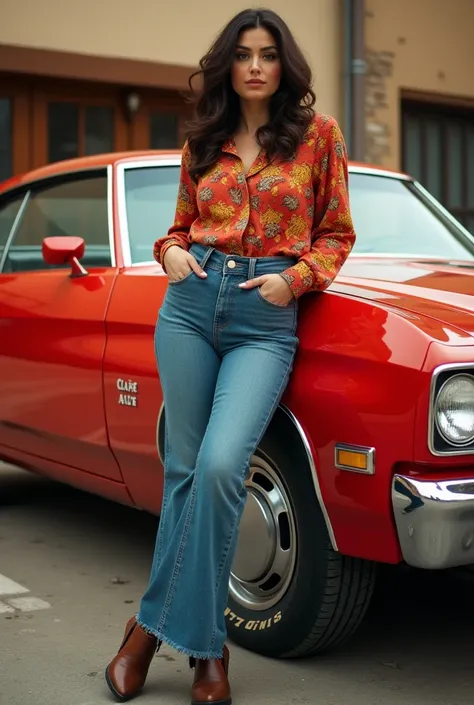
[150,112,179,149]
[0,98,12,182]
[402,101,474,234]
[85,106,114,155]
[48,102,115,163]
[48,102,79,163]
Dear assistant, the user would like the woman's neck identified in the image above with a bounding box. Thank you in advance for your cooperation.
[237,100,270,137]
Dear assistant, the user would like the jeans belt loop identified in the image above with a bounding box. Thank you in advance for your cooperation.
[199,246,215,271]
[248,257,256,280]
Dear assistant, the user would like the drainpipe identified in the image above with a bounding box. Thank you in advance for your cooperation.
[343,0,353,157]
[350,0,366,162]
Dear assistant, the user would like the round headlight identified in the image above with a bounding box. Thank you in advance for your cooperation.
[435,374,474,445]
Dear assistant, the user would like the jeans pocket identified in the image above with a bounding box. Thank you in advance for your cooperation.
[167,247,208,286]
[256,287,295,309]
[168,270,195,286]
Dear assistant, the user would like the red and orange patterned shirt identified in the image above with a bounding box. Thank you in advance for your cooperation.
[153,113,356,298]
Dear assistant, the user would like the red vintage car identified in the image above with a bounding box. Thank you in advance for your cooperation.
[1,152,474,658]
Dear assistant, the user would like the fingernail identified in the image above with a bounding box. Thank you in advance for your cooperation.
[200,272,207,277]
[238,283,246,288]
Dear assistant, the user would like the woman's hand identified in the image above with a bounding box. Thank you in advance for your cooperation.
[239,273,294,306]
[163,246,207,282]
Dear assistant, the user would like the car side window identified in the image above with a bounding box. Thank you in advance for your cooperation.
[3,173,112,273]
[0,195,25,267]
[124,165,180,264]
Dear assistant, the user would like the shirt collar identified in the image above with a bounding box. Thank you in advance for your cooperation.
[221,138,271,178]
[221,138,237,156]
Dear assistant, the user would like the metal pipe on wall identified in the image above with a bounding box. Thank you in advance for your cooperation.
[344,0,353,157]
[350,0,366,162]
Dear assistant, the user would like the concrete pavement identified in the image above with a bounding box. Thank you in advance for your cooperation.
[1,463,473,705]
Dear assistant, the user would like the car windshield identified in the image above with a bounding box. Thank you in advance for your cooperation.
[123,165,474,265]
[349,173,474,259]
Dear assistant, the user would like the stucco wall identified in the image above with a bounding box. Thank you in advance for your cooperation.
[0,0,343,120]
[365,0,474,168]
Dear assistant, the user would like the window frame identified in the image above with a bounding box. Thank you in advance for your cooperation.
[0,191,30,271]
[0,166,116,273]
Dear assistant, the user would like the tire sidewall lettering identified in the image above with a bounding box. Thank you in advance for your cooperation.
[224,607,282,630]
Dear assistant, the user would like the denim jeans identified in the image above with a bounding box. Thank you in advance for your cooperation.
[137,243,299,659]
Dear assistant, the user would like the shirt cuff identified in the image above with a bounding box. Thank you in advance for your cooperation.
[155,239,188,271]
[280,261,315,299]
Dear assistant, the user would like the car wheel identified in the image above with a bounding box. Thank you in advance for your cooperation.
[226,431,376,658]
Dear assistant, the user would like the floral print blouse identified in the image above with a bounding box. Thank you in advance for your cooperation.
[153,113,356,298]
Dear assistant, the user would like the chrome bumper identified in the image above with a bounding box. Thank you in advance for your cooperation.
[392,474,474,569]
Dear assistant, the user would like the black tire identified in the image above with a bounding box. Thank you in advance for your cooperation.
[226,422,376,658]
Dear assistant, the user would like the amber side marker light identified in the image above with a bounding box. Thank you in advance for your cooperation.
[335,444,375,475]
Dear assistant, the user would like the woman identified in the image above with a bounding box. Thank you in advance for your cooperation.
[105,7,355,705]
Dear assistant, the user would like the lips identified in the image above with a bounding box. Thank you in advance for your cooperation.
[246,80,265,85]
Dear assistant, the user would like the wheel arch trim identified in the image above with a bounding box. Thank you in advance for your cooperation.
[279,404,338,551]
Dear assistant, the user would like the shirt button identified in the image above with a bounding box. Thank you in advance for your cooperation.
[227,260,236,269]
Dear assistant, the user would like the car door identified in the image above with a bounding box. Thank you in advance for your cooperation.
[103,160,180,511]
[0,169,122,481]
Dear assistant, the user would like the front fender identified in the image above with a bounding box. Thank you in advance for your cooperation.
[283,291,432,564]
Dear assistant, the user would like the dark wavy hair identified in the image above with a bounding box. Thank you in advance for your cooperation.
[186,8,316,182]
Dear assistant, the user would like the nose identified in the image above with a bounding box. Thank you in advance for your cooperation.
[250,56,261,73]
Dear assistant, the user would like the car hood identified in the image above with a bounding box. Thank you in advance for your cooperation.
[336,257,474,338]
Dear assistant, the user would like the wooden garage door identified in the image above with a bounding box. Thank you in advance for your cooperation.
[0,74,189,178]
[402,99,474,234]
[32,81,189,166]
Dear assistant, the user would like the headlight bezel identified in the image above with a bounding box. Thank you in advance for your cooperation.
[429,363,474,456]
[435,373,474,446]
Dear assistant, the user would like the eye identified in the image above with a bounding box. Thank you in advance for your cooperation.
[236,52,249,61]
[263,53,278,61]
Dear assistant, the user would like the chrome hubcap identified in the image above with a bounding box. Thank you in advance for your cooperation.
[229,452,297,611]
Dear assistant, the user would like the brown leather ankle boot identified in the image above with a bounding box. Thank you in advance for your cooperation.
[189,644,231,705]
[105,616,161,702]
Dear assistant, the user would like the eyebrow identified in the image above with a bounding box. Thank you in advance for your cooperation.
[235,44,278,51]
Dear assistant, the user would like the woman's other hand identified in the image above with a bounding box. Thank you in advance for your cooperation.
[239,273,294,306]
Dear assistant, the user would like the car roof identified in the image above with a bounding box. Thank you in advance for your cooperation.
[0,150,410,196]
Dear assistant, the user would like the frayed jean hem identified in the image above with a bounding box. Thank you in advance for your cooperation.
[135,614,224,660]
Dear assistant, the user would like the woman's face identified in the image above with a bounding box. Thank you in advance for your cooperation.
[231,27,282,103]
